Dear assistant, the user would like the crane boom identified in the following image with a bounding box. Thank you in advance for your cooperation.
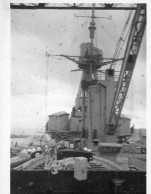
[106,4,146,134]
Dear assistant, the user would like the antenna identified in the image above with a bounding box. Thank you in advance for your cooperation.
[75,4,96,79]
[89,4,95,79]
[45,52,49,122]
[76,4,111,79]
[46,5,113,74]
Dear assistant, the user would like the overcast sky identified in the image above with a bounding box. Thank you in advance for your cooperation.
[11,4,146,134]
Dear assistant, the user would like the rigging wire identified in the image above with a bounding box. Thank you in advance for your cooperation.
[110,6,134,69]
[45,53,49,122]
[49,8,105,58]
[97,17,114,42]
[130,80,134,120]
[68,18,88,54]
[48,11,88,55]
[114,14,132,57]
[112,25,131,67]
[44,10,86,118]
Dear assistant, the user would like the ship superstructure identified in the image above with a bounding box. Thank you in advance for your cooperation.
[11,3,146,194]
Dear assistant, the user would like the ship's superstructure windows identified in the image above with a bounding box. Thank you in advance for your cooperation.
[105,69,114,80]
[107,69,114,77]
[98,143,122,154]
[100,146,121,154]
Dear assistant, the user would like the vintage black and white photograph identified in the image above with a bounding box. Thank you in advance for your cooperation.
[9,3,147,194]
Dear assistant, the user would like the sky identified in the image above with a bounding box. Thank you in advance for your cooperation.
[11,4,146,134]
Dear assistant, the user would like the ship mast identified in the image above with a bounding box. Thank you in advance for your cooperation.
[89,4,96,79]
[81,4,96,146]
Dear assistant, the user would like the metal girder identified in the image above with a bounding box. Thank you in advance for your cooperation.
[106,4,146,134]
[10,3,137,10]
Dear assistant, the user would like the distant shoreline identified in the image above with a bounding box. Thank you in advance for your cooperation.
[11,135,29,138]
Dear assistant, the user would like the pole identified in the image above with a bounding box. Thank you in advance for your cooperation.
[45,53,49,122]
[89,4,95,79]
[87,4,96,148]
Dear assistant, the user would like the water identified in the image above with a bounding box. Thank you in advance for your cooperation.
[11,136,35,147]
[10,133,47,148]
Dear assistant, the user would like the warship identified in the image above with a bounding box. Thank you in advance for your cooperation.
[11,3,146,194]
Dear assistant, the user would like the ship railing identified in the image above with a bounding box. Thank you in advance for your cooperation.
[95,71,120,81]
[93,156,128,171]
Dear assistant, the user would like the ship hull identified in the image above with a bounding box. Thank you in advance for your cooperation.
[11,170,146,194]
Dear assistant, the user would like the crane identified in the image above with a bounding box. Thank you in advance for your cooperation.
[106,4,146,134]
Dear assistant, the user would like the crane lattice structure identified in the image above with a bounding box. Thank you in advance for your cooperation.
[10,3,137,10]
[106,4,146,134]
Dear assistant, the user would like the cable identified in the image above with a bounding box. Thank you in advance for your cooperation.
[49,9,87,55]
[110,7,134,69]
[40,132,47,147]
[130,80,134,120]
[45,53,49,122]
